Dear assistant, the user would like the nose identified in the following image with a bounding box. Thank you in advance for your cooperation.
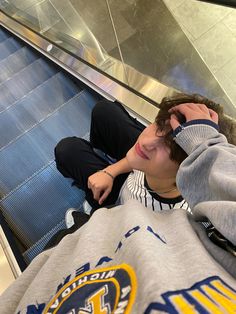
[141,136,158,151]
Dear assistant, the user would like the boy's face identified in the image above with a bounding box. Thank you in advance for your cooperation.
[126,123,179,179]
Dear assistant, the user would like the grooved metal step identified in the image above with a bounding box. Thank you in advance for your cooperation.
[0,58,60,111]
[0,37,23,61]
[0,46,40,83]
[1,162,85,247]
[0,27,11,42]
[0,89,96,196]
[0,72,82,149]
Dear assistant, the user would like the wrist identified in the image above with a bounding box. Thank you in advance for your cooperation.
[105,165,117,178]
[105,157,132,177]
[173,119,219,138]
[174,123,220,155]
[98,169,114,180]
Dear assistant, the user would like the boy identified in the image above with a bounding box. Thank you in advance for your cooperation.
[1,102,236,313]
[55,93,235,214]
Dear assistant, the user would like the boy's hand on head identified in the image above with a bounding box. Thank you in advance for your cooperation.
[168,103,218,131]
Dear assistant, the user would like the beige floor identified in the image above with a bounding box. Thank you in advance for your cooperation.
[0,243,15,295]
[164,0,236,110]
[0,227,21,295]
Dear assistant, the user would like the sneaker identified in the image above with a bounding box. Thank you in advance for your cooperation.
[82,200,92,215]
[65,208,77,229]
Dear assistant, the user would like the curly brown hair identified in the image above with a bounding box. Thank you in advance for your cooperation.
[155,93,236,164]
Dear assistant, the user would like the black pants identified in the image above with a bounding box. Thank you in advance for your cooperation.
[55,100,145,210]
[45,100,145,250]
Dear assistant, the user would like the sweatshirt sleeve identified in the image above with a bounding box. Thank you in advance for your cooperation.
[175,121,236,205]
[174,121,236,246]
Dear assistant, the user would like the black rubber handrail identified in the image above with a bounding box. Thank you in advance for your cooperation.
[197,0,236,8]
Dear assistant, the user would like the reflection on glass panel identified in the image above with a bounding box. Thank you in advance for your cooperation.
[44,0,128,82]
[107,0,236,116]
[69,0,120,57]
[0,0,129,85]
[0,0,235,116]
[164,0,236,115]
[2,0,38,11]
[0,0,40,31]
[47,0,129,83]
[26,1,60,34]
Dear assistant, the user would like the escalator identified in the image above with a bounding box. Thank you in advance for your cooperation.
[1,0,235,271]
[0,25,102,264]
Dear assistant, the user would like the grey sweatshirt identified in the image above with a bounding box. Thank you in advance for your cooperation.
[0,121,236,314]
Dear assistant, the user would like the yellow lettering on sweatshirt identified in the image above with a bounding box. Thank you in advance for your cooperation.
[78,286,109,314]
[169,295,196,313]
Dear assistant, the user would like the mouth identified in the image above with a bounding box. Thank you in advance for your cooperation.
[135,143,149,160]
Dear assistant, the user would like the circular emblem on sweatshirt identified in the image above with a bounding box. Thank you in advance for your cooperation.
[43,264,136,314]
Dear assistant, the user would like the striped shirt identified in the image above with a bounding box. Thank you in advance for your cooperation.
[119,170,189,212]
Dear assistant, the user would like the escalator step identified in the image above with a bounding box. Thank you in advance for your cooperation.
[0,72,82,149]
[0,58,59,111]
[1,162,85,247]
[20,90,96,161]
[0,89,98,195]
[0,84,16,112]
[0,133,48,196]
[0,46,40,83]
[23,219,68,263]
[0,27,11,43]
[0,37,24,61]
